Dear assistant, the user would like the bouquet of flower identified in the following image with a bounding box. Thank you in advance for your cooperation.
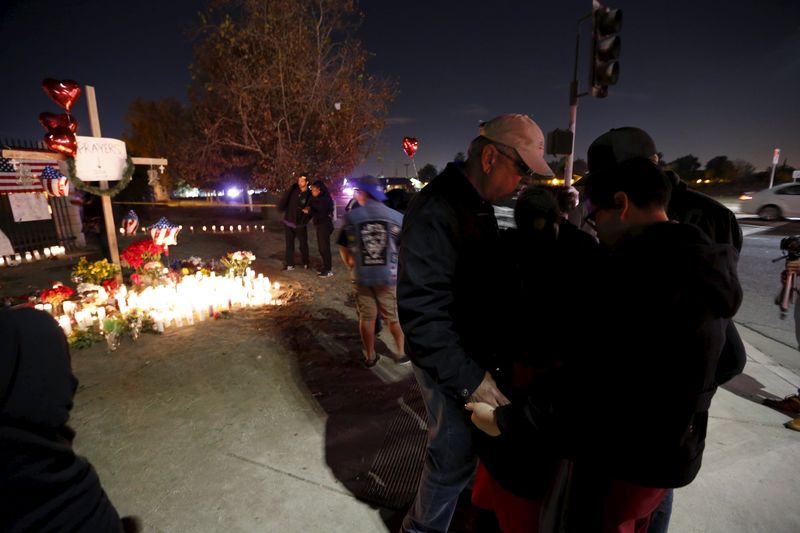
[71,257,120,285]
[220,251,255,277]
[40,282,74,307]
[170,256,208,276]
[121,240,168,285]
[121,240,168,270]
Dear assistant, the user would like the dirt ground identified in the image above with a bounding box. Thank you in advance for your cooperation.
[0,204,491,532]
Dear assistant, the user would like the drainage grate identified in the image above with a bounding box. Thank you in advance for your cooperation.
[363,380,429,509]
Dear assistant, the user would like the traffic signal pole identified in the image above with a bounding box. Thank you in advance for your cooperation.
[563,1,621,187]
[564,13,592,188]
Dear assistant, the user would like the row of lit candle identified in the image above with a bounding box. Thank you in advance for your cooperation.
[0,246,67,267]
[193,225,266,233]
[117,225,267,235]
[54,269,282,337]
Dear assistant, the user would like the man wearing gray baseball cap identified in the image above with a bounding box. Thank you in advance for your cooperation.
[397,113,552,533]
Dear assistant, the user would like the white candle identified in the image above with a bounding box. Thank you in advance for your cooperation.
[62,301,76,316]
[43,248,51,258]
[0,256,5,267]
[35,304,44,311]
[58,315,73,335]
[43,303,53,315]
[33,250,41,260]
[190,226,194,233]
[97,307,106,321]
[212,225,216,232]
[25,252,32,262]
[237,225,242,231]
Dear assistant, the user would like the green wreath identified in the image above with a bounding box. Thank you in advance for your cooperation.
[67,155,135,197]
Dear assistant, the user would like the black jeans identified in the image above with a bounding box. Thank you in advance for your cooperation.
[315,222,333,272]
[284,224,309,267]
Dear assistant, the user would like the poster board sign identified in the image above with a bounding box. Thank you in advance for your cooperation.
[8,192,51,222]
[793,170,800,181]
[0,228,13,255]
[62,136,127,182]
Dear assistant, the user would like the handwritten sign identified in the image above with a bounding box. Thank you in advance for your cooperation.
[62,136,128,182]
[8,192,51,222]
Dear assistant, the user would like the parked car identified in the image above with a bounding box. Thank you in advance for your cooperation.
[739,183,800,220]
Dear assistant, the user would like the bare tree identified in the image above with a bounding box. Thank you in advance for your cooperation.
[190,0,395,189]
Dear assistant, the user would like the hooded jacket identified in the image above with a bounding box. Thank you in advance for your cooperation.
[497,221,742,489]
[0,308,123,532]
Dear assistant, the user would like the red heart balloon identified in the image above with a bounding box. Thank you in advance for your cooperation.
[41,78,82,111]
[39,112,78,133]
[403,136,419,158]
[43,128,77,157]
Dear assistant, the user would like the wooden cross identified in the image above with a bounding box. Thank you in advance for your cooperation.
[1,85,168,278]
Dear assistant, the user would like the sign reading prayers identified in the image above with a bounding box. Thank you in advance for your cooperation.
[64,136,128,182]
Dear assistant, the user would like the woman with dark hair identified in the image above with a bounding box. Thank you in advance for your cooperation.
[0,308,138,532]
[306,180,335,277]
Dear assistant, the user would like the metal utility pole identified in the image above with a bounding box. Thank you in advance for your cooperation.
[564,13,591,187]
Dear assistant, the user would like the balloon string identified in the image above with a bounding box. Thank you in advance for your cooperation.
[411,159,418,177]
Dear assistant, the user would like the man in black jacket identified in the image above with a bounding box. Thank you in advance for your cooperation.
[398,114,553,533]
[277,174,311,271]
[584,127,746,532]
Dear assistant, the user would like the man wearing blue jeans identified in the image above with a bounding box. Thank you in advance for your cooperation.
[397,114,553,532]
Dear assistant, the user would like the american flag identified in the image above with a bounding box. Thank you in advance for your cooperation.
[0,156,50,193]
[150,217,180,246]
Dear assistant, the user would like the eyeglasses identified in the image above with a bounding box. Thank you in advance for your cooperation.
[583,206,601,230]
[493,145,533,177]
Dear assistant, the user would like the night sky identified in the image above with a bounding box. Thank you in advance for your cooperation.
[2,0,798,181]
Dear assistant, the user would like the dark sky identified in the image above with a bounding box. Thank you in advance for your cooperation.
[2,0,798,180]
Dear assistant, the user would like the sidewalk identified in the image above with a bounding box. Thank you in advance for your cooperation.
[669,322,800,533]
[12,231,798,531]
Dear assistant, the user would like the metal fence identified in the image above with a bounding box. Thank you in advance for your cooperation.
[0,138,80,253]
[0,195,79,253]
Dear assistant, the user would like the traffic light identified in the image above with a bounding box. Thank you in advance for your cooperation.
[589,0,622,98]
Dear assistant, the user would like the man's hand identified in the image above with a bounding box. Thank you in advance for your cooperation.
[465,401,501,436]
[469,371,510,408]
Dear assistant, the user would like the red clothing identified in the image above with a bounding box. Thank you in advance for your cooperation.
[472,461,666,533]
[472,462,541,533]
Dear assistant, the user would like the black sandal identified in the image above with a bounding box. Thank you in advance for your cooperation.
[364,354,380,368]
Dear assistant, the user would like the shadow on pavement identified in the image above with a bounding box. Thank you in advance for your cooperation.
[274,303,495,533]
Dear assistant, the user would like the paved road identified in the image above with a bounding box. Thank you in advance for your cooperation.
[737,216,800,374]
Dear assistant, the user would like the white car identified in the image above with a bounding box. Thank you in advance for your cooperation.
[739,183,800,220]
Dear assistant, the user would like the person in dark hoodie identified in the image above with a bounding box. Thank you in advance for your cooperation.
[585,127,746,533]
[471,186,598,533]
[277,173,312,270]
[0,307,138,532]
[468,157,742,532]
[305,180,335,277]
